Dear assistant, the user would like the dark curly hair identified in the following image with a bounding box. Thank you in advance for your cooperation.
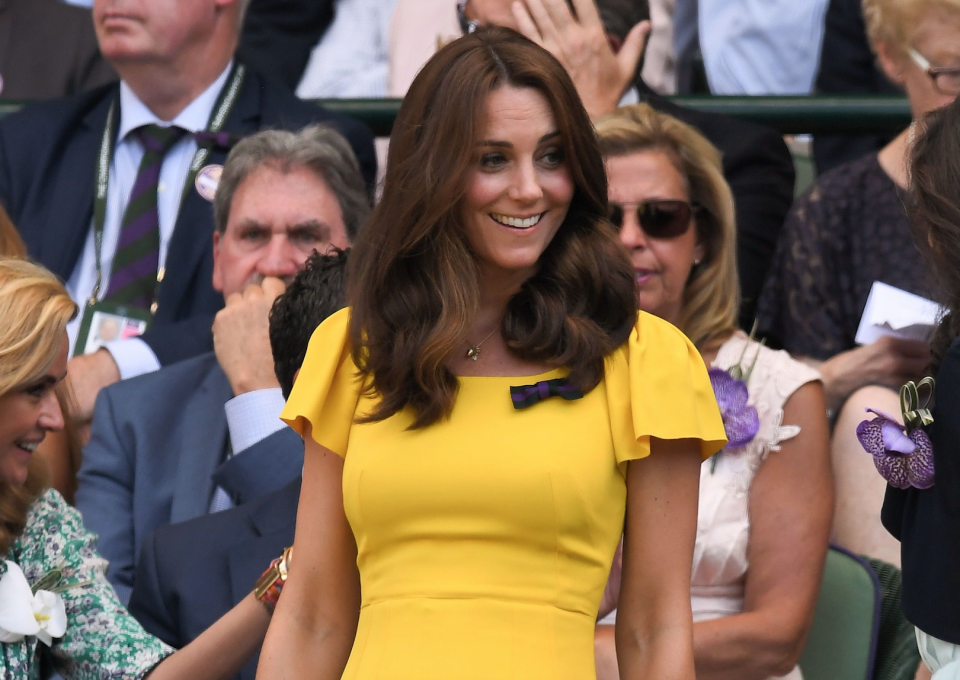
[269,249,349,398]
[347,28,637,428]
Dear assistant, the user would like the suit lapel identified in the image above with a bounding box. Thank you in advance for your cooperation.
[169,360,234,523]
[38,91,115,280]
[158,71,262,320]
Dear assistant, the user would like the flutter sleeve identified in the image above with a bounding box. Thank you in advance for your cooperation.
[280,307,364,457]
[604,311,727,470]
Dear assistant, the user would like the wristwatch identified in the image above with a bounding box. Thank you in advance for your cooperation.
[253,545,294,612]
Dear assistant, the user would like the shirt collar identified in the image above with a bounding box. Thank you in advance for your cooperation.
[117,60,235,141]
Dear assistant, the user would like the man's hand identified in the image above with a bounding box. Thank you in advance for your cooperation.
[213,277,286,396]
[512,0,650,120]
[66,349,121,423]
[818,335,931,412]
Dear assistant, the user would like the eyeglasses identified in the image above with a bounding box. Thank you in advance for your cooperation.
[457,0,479,35]
[908,48,960,97]
[608,200,697,239]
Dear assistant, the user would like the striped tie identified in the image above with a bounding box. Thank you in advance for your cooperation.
[103,124,188,310]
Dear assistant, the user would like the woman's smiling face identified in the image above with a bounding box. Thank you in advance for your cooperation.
[0,333,67,487]
[462,85,575,286]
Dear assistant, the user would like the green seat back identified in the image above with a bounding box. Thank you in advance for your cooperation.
[799,546,880,680]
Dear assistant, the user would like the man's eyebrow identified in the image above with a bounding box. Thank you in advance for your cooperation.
[478,131,562,148]
[288,220,331,236]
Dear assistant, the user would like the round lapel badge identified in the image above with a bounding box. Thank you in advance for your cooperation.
[195,164,223,202]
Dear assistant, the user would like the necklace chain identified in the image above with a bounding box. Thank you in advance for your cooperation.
[465,327,498,361]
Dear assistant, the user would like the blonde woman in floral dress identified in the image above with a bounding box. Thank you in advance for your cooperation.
[593,105,833,680]
[0,257,282,679]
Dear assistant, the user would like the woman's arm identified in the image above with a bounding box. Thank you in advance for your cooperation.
[256,428,361,679]
[145,594,271,680]
[616,437,701,680]
[692,382,833,680]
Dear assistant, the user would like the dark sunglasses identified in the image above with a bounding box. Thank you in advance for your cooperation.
[608,200,697,239]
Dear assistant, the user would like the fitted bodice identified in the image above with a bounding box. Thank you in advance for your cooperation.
[282,308,726,679]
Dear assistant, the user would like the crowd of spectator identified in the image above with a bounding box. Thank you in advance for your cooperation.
[0,0,957,677]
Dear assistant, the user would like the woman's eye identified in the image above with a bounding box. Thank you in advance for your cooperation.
[480,153,507,169]
[540,148,564,167]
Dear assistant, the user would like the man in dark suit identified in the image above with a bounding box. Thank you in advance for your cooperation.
[76,125,368,604]
[0,0,375,427]
[238,0,336,89]
[462,0,796,327]
[128,249,349,680]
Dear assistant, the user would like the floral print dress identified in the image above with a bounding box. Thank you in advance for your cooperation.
[0,490,172,679]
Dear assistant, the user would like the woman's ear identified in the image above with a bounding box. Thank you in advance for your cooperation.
[875,39,907,86]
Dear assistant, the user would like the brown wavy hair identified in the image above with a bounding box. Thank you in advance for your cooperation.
[0,258,76,554]
[907,96,960,373]
[348,28,637,428]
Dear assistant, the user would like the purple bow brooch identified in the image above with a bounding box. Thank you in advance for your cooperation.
[510,378,583,409]
[708,338,762,472]
[856,377,935,489]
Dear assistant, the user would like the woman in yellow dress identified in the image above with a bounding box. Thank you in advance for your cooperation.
[258,28,726,680]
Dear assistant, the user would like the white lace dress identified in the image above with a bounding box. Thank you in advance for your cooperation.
[601,334,820,680]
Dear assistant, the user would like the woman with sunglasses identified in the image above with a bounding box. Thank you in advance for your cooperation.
[593,104,833,680]
[756,0,960,565]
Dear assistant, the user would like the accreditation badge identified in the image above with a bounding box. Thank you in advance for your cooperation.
[73,300,151,357]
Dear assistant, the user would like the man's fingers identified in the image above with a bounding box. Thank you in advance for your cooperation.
[538,0,577,33]
[512,1,544,45]
[569,0,604,30]
[242,282,265,300]
[523,0,563,49]
[225,292,244,307]
[261,276,287,300]
[617,21,651,76]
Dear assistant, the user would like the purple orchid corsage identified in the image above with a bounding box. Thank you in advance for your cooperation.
[856,377,936,489]
[708,338,762,472]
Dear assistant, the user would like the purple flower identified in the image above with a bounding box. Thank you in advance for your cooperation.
[856,408,935,489]
[709,368,760,449]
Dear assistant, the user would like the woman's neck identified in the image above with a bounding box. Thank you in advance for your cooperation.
[877,127,912,189]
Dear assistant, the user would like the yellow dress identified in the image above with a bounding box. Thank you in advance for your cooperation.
[281,308,726,680]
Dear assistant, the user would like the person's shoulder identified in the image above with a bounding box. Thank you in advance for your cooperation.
[610,311,698,366]
[0,83,116,136]
[719,334,820,399]
[22,489,84,548]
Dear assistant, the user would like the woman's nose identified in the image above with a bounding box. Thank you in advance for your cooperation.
[618,210,648,250]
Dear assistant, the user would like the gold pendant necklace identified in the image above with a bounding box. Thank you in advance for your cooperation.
[465,328,498,361]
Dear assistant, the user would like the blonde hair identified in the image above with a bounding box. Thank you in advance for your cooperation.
[0,258,76,553]
[595,103,739,351]
[0,204,26,258]
[863,0,960,55]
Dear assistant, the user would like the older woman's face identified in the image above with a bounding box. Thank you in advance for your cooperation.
[606,150,703,326]
[0,333,67,487]
[463,85,574,286]
[880,7,960,119]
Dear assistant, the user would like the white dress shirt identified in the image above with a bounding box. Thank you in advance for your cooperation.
[698,0,830,95]
[65,63,234,380]
[296,0,397,98]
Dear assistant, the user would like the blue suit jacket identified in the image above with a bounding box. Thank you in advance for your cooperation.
[0,67,375,365]
[129,477,300,680]
[75,352,303,604]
